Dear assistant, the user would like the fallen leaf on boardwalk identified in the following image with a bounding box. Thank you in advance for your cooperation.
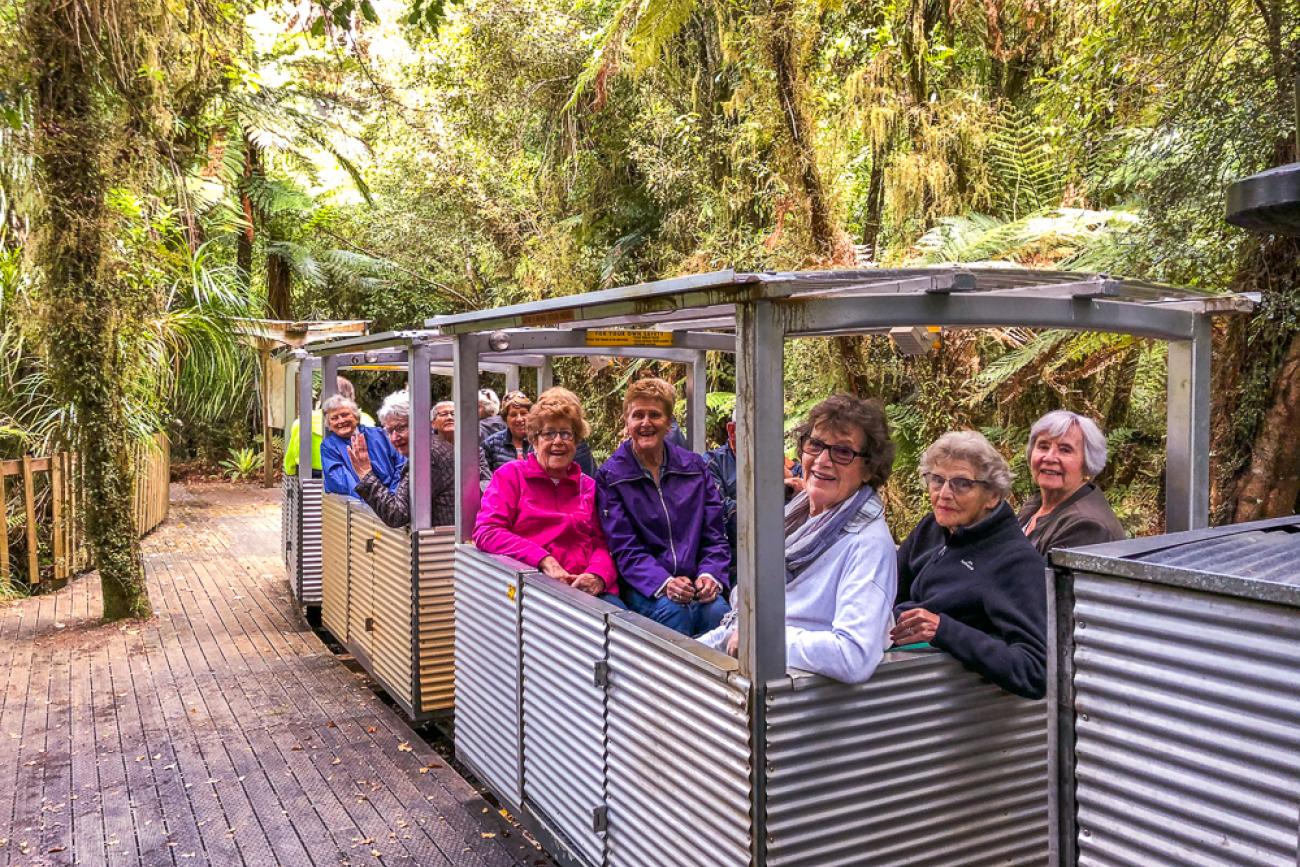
[331,758,341,765]
[327,721,337,728]
[366,726,376,733]
[396,741,413,752]
[47,845,66,853]
[291,745,303,751]
[370,850,382,857]
[481,833,496,839]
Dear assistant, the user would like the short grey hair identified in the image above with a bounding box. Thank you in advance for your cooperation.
[1027,411,1107,477]
[478,388,500,415]
[433,400,454,421]
[919,430,1013,499]
[321,394,360,419]
[377,391,410,425]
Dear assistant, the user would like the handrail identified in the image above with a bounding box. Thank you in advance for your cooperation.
[1,432,169,585]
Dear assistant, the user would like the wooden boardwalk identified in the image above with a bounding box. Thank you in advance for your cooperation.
[0,482,545,867]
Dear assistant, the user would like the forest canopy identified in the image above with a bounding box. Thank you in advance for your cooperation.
[1,0,1298,610]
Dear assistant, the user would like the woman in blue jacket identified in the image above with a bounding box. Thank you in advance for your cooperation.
[596,378,731,636]
[320,394,404,499]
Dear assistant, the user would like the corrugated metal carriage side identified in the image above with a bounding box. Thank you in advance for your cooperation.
[1050,518,1300,867]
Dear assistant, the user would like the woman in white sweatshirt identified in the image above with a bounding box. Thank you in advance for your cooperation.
[698,394,897,684]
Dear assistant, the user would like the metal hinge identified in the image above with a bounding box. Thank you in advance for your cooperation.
[592,660,609,687]
[365,538,375,553]
[364,617,375,632]
[591,805,608,833]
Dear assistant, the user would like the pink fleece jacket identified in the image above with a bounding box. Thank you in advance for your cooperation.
[472,455,618,592]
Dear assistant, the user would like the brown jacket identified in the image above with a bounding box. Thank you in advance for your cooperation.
[1017,482,1125,556]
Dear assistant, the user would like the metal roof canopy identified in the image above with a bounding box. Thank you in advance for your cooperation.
[427,265,1251,697]
[300,327,728,530]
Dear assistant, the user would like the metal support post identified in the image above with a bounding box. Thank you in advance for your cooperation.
[1165,315,1210,531]
[1047,566,1080,867]
[505,365,521,394]
[536,358,554,394]
[686,351,708,453]
[260,348,275,488]
[735,300,785,867]
[321,355,341,405]
[409,341,434,531]
[453,335,484,541]
[296,358,317,480]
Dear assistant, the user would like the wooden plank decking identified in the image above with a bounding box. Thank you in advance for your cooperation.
[0,482,545,867]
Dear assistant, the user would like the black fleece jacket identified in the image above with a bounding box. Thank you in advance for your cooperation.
[895,501,1048,699]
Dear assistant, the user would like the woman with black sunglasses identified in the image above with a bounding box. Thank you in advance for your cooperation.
[891,430,1047,699]
[698,394,898,684]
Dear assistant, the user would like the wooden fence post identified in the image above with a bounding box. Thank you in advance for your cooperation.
[51,453,65,580]
[21,455,39,584]
[0,469,8,584]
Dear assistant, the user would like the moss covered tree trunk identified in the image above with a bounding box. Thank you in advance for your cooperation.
[26,0,151,621]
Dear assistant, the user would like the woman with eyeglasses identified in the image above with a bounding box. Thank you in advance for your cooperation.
[473,388,624,606]
[348,391,456,528]
[481,390,599,479]
[698,394,898,683]
[596,377,730,635]
[891,430,1047,699]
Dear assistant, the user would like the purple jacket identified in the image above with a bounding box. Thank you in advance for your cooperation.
[595,438,732,598]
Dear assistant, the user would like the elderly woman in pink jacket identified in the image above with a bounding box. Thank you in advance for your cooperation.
[472,387,624,607]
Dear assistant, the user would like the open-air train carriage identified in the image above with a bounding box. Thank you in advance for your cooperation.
[1047,518,1300,867]
[304,329,724,721]
[430,268,1248,867]
[279,347,326,606]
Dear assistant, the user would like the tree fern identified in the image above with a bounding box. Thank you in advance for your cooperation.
[986,104,1061,220]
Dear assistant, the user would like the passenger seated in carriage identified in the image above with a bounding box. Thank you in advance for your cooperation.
[474,388,623,607]
[892,430,1048,699]
[481,390,598,479]
[347,391,455,528]
[320,394,404,500]
[597,378,731,637]
[1018,410,1125,555]
[698,395,898,684]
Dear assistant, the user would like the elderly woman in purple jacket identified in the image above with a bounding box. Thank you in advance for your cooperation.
[596,377,731,636]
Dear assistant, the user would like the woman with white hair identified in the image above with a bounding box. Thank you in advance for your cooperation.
[1018,410,1125,555]
[320,393,404,499]
[891,430,1047,699]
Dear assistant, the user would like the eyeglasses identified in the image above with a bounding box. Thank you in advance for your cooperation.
[434,409,454,418]
[383,423,409,436]
[536,429,575,442]
[921,472,988,496]
[800,435,869,466]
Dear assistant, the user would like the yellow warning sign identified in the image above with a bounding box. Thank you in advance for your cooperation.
[584,329,674,347]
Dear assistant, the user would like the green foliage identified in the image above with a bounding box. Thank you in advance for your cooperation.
[219,446,264,481]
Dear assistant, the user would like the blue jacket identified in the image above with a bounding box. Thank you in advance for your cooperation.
[322,426,405,499]
[481,428,597,479]
[596,438,731,598]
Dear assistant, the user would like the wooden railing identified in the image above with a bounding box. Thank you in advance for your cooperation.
[0,433,170,586]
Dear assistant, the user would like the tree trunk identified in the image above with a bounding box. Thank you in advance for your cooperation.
[768,0,848,262]
[236,133,259,290]
[1233,331,1300,521]
[27,0,151,621]
[1208,316,1246,524]
[860,148,886,260]
[267,251,292,320]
